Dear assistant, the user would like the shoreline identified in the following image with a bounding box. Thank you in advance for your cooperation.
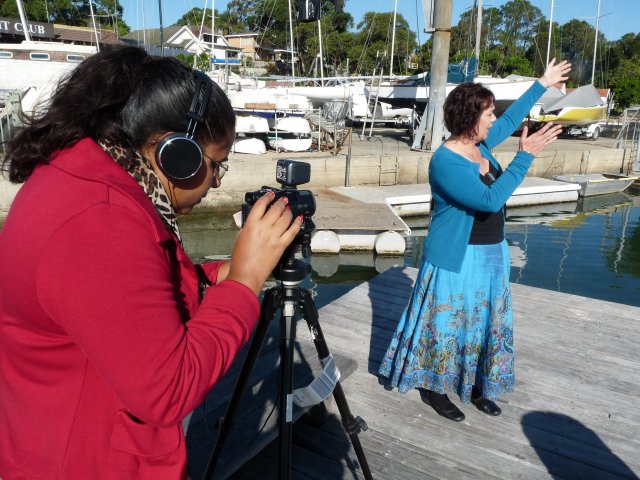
[1,129,633,216]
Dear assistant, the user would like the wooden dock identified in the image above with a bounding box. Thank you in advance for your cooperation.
[209,266,640,480]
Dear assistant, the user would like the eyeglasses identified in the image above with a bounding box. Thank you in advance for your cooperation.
[203,153,229,179]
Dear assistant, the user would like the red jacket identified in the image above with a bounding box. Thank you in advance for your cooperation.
[0,138,260,479]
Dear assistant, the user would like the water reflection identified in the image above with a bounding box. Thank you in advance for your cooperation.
[506,190,640,306]
[175,189,640,308]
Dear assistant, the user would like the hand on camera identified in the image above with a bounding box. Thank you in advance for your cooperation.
[519,122,564,156]
[227,192,303,295]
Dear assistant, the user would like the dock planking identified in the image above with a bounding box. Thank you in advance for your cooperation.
[226,266,640,479]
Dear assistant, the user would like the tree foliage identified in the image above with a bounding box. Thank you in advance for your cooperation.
[0,0,130,36]
[161,0,640,108]
[176,8,216,28]
[440,0,640,110]
[608,58,640,110]
[176,52,210,71]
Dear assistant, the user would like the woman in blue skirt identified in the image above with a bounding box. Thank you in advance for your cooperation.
[379,59,571,422]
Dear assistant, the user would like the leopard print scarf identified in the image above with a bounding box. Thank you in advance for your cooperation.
[97,138,181,242]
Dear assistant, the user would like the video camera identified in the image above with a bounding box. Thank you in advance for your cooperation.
[242,160,316,268]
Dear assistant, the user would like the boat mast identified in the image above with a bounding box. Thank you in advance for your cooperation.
[211,0,216,71]
[88,0,100,52]
[389,0,398,76]
[546,0,554,66]
[317,17,324,85]
[287,0,296,80]
[15,0,32,41]
[142,0,147,48]
[591,0,601,85]
[158,0,164,56]
[195,0,209,68]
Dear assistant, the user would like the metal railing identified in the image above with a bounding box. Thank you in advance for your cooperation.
[0,91,22,157]
[613,107,640,173]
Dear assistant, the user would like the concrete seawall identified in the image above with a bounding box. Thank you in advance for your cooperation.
[1,134,633,215]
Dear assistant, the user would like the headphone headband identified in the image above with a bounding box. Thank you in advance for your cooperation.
[186,70,212,139]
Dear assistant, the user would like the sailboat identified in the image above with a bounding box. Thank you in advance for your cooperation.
[0,0,103,116]
[370,0,538,116]
[369,61,538,116]
[529,84,609,126]
[527,0,611,139]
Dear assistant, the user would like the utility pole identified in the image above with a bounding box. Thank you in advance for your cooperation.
[474,0,483,62]
[422,0,453,151]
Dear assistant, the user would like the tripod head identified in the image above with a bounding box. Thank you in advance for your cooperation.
[242,160,316,284]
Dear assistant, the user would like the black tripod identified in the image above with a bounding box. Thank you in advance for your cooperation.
[202,248,373,480]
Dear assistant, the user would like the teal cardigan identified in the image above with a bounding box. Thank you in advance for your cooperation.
[424,80,547,273]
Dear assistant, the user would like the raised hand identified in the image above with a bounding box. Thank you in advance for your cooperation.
[227,192,303,294]
[539,58,572,88]
[519,122,564,156]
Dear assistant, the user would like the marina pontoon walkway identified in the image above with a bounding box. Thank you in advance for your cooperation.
[223,266,640,479]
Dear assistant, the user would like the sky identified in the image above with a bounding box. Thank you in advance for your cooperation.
[123,0,639,42]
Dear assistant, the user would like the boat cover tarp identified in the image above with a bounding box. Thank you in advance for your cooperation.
[541,84,604,113]
[402,57,477,85]
[535,86,565,107]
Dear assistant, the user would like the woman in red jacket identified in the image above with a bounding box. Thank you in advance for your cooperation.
[0,46,301,479]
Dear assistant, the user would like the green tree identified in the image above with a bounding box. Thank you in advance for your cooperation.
[176,7,216,27]
[608,58,640,110]
[524,18,557,77]
[608,33,640,69]
[225,0,262,32]
[176,52,210,71]
[557,19,603,86]
[351,11,417,76]
[0,0,129,36]
[498,0,543,57]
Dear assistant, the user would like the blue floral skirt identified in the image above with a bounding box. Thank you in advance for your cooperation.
[379,240,515,403]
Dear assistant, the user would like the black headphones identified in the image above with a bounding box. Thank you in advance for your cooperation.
[155,70,212,180]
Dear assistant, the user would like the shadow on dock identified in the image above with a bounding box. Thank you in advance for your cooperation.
[523,411,639,479]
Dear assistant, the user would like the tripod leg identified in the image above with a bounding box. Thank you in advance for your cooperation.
[201,287,282,480]
[277,286,298,480]
[298,289,374,480]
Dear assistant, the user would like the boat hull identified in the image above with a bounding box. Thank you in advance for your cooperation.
[553,173,639,197]
[232,137,267,155]
[531,106,607,126]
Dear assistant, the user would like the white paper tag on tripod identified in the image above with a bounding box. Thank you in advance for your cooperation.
[292,354,341,408]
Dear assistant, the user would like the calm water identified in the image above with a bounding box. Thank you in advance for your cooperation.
[179,186,640,309]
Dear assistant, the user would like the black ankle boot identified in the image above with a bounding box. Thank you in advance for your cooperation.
[471,387,502,416]
[419,389,465,422]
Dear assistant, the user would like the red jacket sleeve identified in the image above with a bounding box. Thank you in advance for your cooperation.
[35,202,259,426]
[199,260,225,284]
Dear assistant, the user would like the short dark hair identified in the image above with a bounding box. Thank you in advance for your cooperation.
[443,83,495,139]
[3,45,235,183]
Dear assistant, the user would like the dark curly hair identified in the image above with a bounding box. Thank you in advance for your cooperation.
[443,83,495,139]
[2,45,235,183]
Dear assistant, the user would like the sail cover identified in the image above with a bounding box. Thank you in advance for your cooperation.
[297,0,321,22]
[541,84,605,113]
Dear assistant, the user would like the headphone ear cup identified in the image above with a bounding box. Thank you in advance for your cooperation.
[156,134,203,180]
